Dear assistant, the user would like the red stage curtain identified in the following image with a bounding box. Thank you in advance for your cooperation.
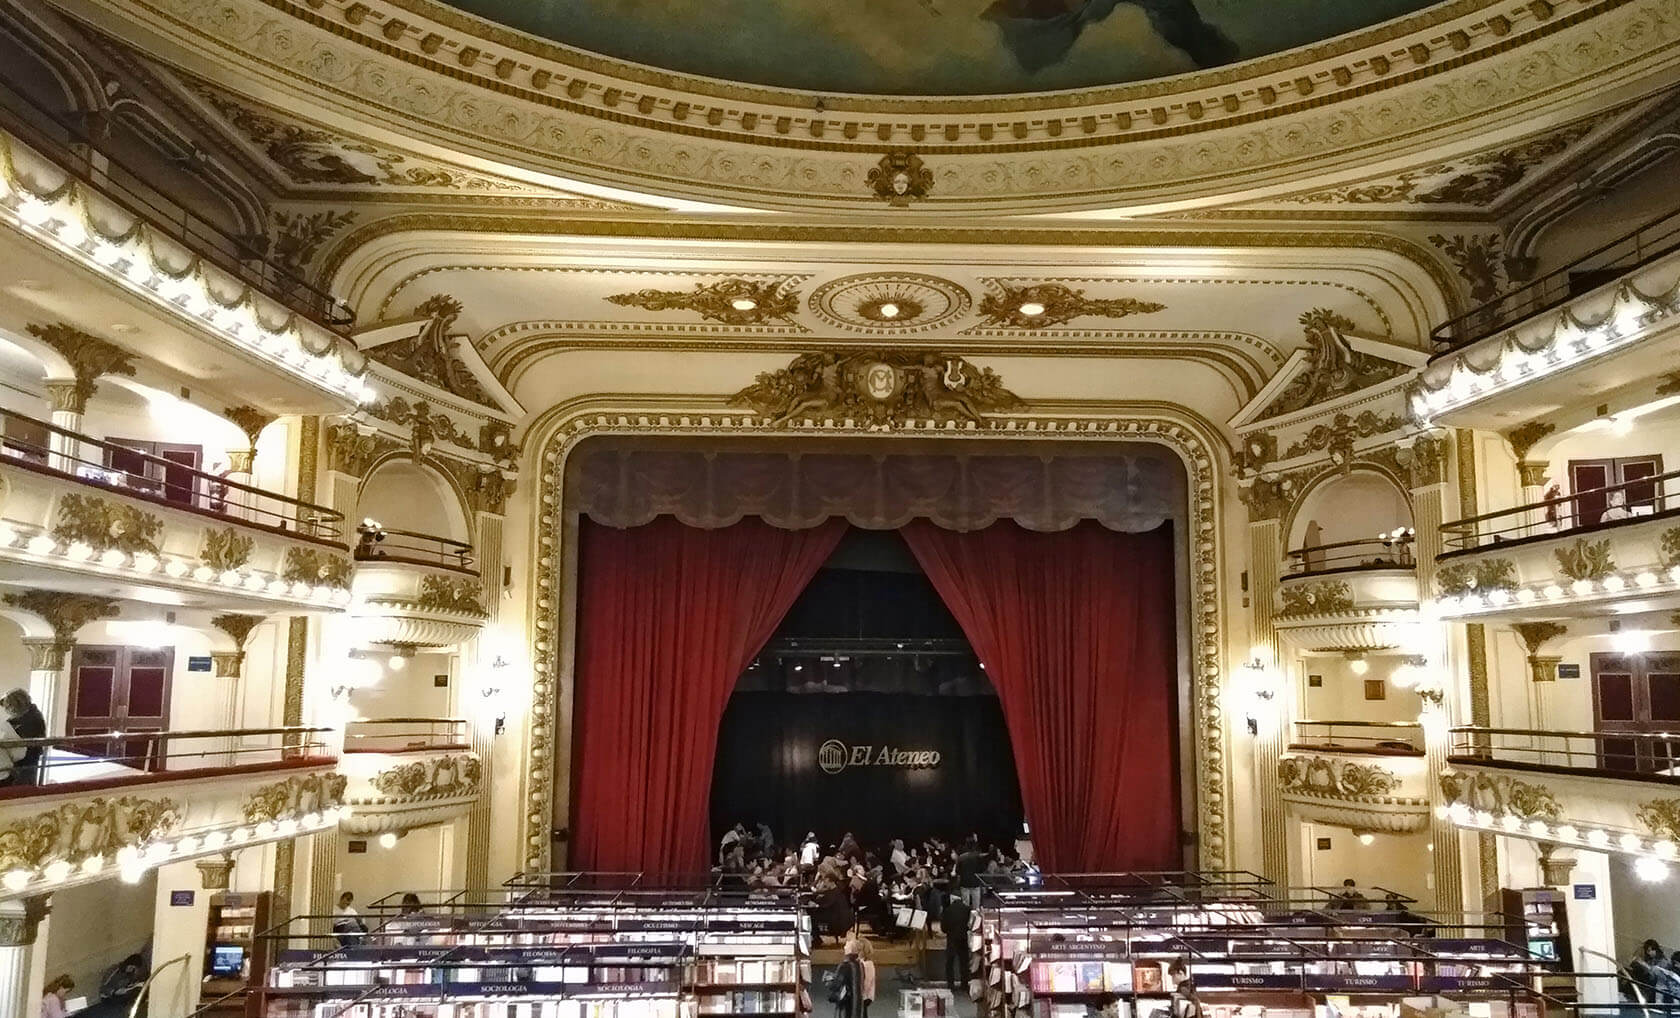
[900,520,1180,872]
[570,515,848,877]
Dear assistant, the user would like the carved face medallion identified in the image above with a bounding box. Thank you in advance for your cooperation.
[863,363,899,401]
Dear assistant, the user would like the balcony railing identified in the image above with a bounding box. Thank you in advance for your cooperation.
[1430,204,1680,351]
[353,525,475,572]
[1448,725,1680,778]
[0,408,344,540]
[1440,467,1680,552]
[1292,720,1425,755]
[1287,536,1415,576]
[0,725,333,798]
[0,77,350,328]
[342,718,469,753]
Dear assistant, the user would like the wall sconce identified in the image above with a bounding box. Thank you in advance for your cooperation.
[1237,652,1277,736]
[482,654,510,735]
[332,652,385,700]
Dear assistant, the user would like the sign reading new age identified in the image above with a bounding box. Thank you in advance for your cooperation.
[818,738,941,774]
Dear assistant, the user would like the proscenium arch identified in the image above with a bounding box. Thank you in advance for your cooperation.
[519,397,1234,877]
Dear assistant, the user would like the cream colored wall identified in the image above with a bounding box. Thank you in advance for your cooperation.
[1297,821,1432,904]
[348,650,457,720]
[1530,155,1680,277]
[1287,472,1413,551]
[358,461,468,541]
[1296,653,1425,726]
[333,821,459,907]
[44,873,157,995]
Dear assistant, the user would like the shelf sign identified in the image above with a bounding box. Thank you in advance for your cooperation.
[1573,884,1597,900]
[170,890,195,907]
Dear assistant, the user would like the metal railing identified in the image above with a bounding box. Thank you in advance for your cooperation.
[1292,720,1425,754]
[1430,204,1680,351]
[0,76,351,328]
[1286,535,1415,575]
[342,718,470,753]
[0,407,346,540]
[1449,725,1680,777]
[1440,467,1680,552]
[127,954,193,1018]
[0,725,332,795]
[353,523,475,571]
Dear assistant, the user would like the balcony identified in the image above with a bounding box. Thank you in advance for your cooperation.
[0,409,352,610]
[338,718,482,836]
[0,726,342,900]
[1279,721,1429,833]
[1441,727,1680,857]
[350,525,487,649]
[1434,470,1680,620]
[1275,539,1421,651]
[1413,207,1680,430]
[0,99,370,410]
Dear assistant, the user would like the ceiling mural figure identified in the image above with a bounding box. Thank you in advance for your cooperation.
[440,0,1438,95]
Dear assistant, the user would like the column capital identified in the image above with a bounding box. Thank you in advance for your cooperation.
[1537,845,1577,886]
[196,855,234,890]
[42,381,84,416]
[0,896,50,946]
[19,639,69,673]
[1517,460,1550,488]
[211,652,245,678]
[26,322,135,411]
[226,449,255,474]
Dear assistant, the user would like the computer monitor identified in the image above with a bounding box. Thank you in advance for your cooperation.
[209,945,245,978]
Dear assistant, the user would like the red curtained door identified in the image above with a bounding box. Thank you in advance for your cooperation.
[570,516,848,877]
[900,520,1181,873]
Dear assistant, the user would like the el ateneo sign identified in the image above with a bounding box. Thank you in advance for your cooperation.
[818,739,940,775]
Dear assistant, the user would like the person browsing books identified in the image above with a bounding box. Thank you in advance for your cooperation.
[940,892,972,992]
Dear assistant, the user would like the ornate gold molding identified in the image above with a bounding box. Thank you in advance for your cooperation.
[52,494,164,556]
[526,399,1233,874]
[325,423,402,477]
[1,590,119,645]
[201,528,256,573]
[281,547,353,589]
[366,295,496,406]
[730,350,1024,429]
[24,322,136,414]
[1260,309,1408,418]
[867,151,933,207]
[365,752,483,800]
[243,772,348,824]
[0,796,180,875]
[416,575,485,614]
[1506,421,1556,461]
[1278,580,1356,617]
[975,283,1165,329]
[223,406,277,449]
[606,279,801,327]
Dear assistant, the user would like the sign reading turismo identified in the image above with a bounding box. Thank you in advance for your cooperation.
[818,739,941,775]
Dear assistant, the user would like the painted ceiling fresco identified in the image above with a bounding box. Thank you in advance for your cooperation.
[442,0,1444,95]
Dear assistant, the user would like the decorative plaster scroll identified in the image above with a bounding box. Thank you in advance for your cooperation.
[52,494,163,556]
[0,796,180,874]
[416,575,486,614]
[529,405,1230,874]
[1435,558,1516,598]
[607,279,801,327]
[201,528,256,573]
[975,283,1165,329]
[363,753,483,800]
[730,351,1023,429]
[1278,580,1355,617]
[1439,770,1563,821]
[366,296,495,406]
[1554,538,1615,582]
[242,772,348,824]
[281,547,353,590]
[1260,309,1407,419]
[24,322,136,413]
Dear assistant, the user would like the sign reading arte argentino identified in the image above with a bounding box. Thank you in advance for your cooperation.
[818,739,941,775]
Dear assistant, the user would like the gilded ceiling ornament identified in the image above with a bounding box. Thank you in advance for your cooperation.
[478,420,519,469]
[1553,538,1615,582]
[1236,476,1290,521]
[242,772,348,824]
[281,547,353,589]
[1260,309,1405,418]
[1638,800,1680,844]
[975,283,1166,329]
[200,527,256,573]
[1503,421,1554,461]
[223,405,276,448]
[867,151,933,207]
[1512,621,1568,654]
[1661,529,1680,568]
[730,350,1023,429]
[1401,434,1447,488]
[1428,233,1505,304]
[366,753,483,800]
[52,494,163,556]
[606,278,800,326]
[211,613,264,649]
[1234,433,1277,477]
[0,590,119,646]
[0,796,181,876]
[270,209,357,276]
[417,575,486,615]
[366,296,495,406]
[24,323,136,414]
[807,273,972,333]
[374,397,470,457]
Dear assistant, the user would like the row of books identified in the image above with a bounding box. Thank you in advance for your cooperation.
[1028,963,1136,995]
[694,991,799,1014]
[266,999,693,1018]
[694,960,797,985]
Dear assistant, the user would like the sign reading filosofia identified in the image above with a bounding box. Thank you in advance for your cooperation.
[818,739,940,774]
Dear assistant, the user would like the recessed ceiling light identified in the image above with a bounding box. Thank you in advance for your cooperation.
[1018,302,1045,316]
[879,303,900,319]
[730,298,758,311]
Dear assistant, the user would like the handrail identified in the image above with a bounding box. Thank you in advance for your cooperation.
[1440,466,1680,551]
[342,717,468,752]
[0,77,350,329]
[0,725,333,792]
[0,408,346,540]
[1449,725,1680,776]
[1286,533,1415,574]
[184,986,249,1018]
[1292,720,1425,754]
[127,953,193,1018]
[0,724,331,748]
[1430,203,1680,351]
[1579,945,1669,1018]
[354,522,475,571]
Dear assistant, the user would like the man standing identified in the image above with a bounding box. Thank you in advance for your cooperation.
[940,892,972,993]
[955,839,986,910]
[889,839,909,876]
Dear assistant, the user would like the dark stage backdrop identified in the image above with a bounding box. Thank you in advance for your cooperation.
[710,692,1024,850]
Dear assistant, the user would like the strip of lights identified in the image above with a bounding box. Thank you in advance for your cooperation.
[0,521,352,608]
[1411,279,1674,424]
[1434,563,1680,620]
[0,804,353,893]
[1440,801,1677,878]
[0,132,373,406]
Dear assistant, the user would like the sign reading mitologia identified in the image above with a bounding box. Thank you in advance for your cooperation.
[818,740,942,774]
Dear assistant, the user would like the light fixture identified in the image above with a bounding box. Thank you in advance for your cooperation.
[378,832,399,850]
[1614,629,1652,655]
[1636,856,1671,883]
[1018,302,1045,317]
[1358,833,1375,846]
[2,870,29,892]
[878,302,900,319]
[387,654,408,671]
[1347,652,1369,676]
[730,298,758,312]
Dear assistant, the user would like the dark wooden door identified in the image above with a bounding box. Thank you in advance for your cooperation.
[67,645,174,770]
[1591,652,1680,772]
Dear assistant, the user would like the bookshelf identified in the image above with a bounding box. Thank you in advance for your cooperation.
[204,891,274,1017]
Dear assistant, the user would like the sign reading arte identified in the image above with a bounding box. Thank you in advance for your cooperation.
[818,739,940,775]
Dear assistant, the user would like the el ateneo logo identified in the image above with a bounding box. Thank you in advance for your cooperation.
[817,739,940,775]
